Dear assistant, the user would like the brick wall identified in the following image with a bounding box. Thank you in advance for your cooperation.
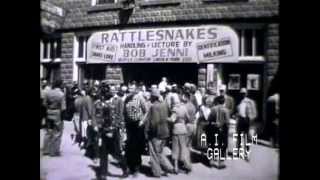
[266,23,279,86]
[54,0,278,30]
[60,32,74,85]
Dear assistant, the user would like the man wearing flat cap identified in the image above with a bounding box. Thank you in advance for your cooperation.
[236,88,257,161]
[144,89,174,177]
[42,79,66,156]
[218,84,235,116]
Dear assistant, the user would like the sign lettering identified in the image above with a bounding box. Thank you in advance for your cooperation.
[87,25,239,63]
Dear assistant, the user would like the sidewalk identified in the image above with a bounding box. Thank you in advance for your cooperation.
[40,121,279,180]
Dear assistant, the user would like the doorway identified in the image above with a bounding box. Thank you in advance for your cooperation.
[122,63,198,87]
[221,63,265,135]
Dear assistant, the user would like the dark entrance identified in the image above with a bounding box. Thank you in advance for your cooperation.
[122,63,198,87]
[221,63,265,137]
[42,63,61,84]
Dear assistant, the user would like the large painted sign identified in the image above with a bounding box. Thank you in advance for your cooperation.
[87,25,239,63]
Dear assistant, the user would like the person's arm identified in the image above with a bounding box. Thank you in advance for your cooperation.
[43,92,48,108]
[140,106,150,126]
[140,96,147,114]
[168,108,177,123]
[91,102,98,129]
[61,93,67,111]
[207,108,216,125]
[144,107,152,139]
[185,108,191,124]
[87,97,93,120]
[119,99,125,128]
[224,108,230,127]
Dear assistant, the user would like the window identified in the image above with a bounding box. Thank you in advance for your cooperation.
[237,29,265,58]
[97,0,117,4]
[92,0,118,6]
[74,35,89,60]
[43,40,49,59]
[40,38,62,61]
[255,29,265,56]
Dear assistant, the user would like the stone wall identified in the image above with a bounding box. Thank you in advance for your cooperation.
[266,23,279,89]
[60,32,74,85]
[55,0,278,30]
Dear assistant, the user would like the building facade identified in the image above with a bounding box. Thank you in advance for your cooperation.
[40,0,279,139]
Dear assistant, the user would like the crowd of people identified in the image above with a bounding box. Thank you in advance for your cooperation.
[40,77,263,180]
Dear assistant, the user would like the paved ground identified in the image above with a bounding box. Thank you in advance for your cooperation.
[40,121,279,180]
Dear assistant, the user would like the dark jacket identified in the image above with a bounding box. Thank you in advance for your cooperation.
[208,104,230,128]
[145,101,170,139]
[224,95,235,115]
[80,95,93,121]
[185,101,196,124]
[43,88,66,121]
[109,96,125,129]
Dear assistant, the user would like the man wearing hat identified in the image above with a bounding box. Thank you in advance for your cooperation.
[218,84,235,116]
[94,85,129,179]
[72,87,83,146]
[124,83,147,177]
[236,88,257,161]
[42,79,66,156]
[204,88,217,109]
[144,89,174,177]
[207,95,230,168]
[158,77,168,94]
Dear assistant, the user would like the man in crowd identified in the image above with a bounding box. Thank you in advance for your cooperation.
[94,85,129,180]
[168,94,192,174]
[124,83,147,177]
[144,89,174,177]
[182,92,197,151]
[80,85,93,149]
[207,95,230,169]
[42,79,66,157]
[85,87,100,159]
[236,88,257,161]
[109,85,129,176]
[267,92,280,148]
[158,77,168,96]
[41,78,51,129]
[218,84,235,116]
[72,87,83,146]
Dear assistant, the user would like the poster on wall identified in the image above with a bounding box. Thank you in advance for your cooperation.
[247,74,260,90]
[87,25,239,64]
[228,74,240,90]
[206,64,218,93]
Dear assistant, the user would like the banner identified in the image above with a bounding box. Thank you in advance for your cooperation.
[87,25,239,63]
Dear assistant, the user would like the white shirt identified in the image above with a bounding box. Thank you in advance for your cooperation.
[158,81,167,92]
[238,98,249,118]
[194,90,203,107]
